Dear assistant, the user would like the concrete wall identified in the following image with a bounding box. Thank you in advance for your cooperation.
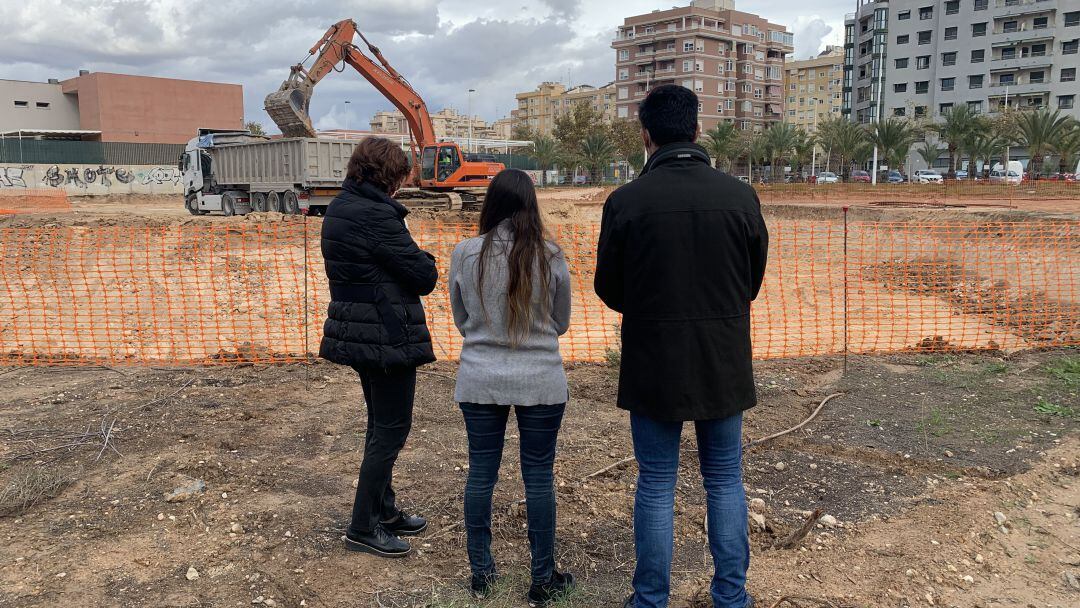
[0,163,183,195]
[0,79,82,133]
[61,72,244,144]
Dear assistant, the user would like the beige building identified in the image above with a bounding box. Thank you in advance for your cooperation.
[370,107,494,141]
[511,81,619,136]
[492,117,513,140]
[783,46,844,132]
[612,0,794,132]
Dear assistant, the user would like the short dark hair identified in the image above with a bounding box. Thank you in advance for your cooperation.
[346,137,411,193]
[638,85,699,146]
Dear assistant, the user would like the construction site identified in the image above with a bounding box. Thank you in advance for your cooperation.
[1,12,1079,608]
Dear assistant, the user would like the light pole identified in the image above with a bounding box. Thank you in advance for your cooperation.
[344,100,350,136]
[467,88,476,153]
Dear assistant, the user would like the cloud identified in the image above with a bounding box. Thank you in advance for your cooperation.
[541,0,583,20]
[789,16,836,59]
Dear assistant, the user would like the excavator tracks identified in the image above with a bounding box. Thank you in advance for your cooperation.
[395,188,485,212]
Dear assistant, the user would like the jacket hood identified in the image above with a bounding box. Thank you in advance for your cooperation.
[639,142,712,176]
[342,177,410,218]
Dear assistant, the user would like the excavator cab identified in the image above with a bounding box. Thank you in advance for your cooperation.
[419,144,463,184]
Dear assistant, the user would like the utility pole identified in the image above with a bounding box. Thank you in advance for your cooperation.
[1003,85,1010,174]
[468,88,476,153]
[870,56,883,184]
[344,100,350,136]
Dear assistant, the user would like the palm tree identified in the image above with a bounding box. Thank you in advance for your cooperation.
[764,122,800,180]
[868,118,923,175]
[792,129,817,181]
[916,141,943,171]
[1050,122,1080,175]
[526,136,560,187]
[576,133,616,183]
[741,131,770,182]
[702,122,739,170]
[816,116,868,179]
[932,105,981,178]
[966,132,1008,180]
[1015,108,1076,177]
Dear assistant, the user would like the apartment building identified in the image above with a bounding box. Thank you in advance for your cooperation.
[611,0,794,132]
[843,0,1080,123]
[510,82,618,136]
[783,47,845,131]
[370,107,495,140]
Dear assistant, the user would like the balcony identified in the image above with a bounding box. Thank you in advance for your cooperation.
[989,80,1052,96]
[990,54,1053,71]
[991,26,1054,44]
[996,0,1056,7]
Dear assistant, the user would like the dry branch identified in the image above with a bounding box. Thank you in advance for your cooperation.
[772,508,824,550]
[583,456,635,480]
[746,393,844,449]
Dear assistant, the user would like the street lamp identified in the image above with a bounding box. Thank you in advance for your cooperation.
[468,88,476,153]
[344,100,351,136]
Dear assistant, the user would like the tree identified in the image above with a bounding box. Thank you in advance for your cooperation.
[739,131,769,182]
[245,121,266,136]
[763,122,800,180]
[552,102,607,151]
[816,116,868,178]
[931,105,981,178]
[575,132,617,183]
[791,129,816,181]
[966,132,1007,179]
[511,123,535,141]
[1013,107,1075,177]
[867,118,923,174]
[609,118,643,164]
[526,136,561,187]
[916,141,943,170]
[702,122,739,170]
[1050,122,1080,175]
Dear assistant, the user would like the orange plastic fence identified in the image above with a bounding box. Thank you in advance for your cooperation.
[0,219,1076,366]
[0,189,71,215]
[753,180,1080,203]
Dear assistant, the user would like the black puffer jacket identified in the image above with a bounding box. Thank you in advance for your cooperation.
[319,178,438,370]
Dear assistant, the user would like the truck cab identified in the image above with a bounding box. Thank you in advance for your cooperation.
[180,129,254,216]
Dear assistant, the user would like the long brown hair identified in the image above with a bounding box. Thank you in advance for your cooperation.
[476,169,554,347]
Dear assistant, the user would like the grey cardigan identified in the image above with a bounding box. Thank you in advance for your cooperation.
[449,223,572,406]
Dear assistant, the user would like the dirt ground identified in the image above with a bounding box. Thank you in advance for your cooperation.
[0,349,1077,608]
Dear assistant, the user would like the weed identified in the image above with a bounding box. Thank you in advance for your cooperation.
[1047,356,1080,387]
[920,408,953,437]
[983,361,1008,375]
[865,419,882,428]
[916,354,957,367]
[0,465,68,516]
[1033,399,1074,418]
[604,348,622,369]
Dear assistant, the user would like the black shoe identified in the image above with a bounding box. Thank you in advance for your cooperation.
[527,571,575,607]
[470,571,499,599]
[343,524,411,558]
[381,511,428,536]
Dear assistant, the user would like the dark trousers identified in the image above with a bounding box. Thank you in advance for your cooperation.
[460,403,566,585]
[348,366,416,536]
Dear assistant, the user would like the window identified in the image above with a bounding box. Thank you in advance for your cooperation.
[915,81,929,94]
[1060,95,1075,109]
[893,107,906,117]
[1065,11,1079,27]
[916,56,930,69]
[684,41,694,52]
[743,63,753,74]
[999,73,1015,85]
[918,31,932,45]
[696,61,704,72]
[1062,67,1076,82]
[754,88,763,99]
[718,103,725,113]
[915,105,927,117]
[897,34,909,44]
[967,101,982,114]
[13,100,28,107]
[618,87,629,100]
[945,27,957,41]
[1033,17,1048,30]
[618,68,629,80]
[742,83,752,93]
[617,106,629,118]
[895,57,909,68]
[698,102,703,112]
[969,74,984,88]
[941,77,955,91]
[972,23,986,37]
[1064,40,1079,55]
[1032,43,1047,57]
[718,64,725,74]
[898,10,911,20]
[945,0,959,15]
[683,60,692,72]
[940,103,953,114]
[919,6,933,20]
[1001,47,1016,60]
[1003,20,1018,34]
[894,83,908,93]
[971,49,985,63]
[974,0,987,9]
[35,102,50,109]
[1030,70,1044,84]
[942,52,957,66]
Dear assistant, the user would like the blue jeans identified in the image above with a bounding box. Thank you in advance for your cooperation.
[630,412,749,608]
[460,403,566,585]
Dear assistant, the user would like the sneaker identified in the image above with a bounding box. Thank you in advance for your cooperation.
[470,571,499,599]
[381,511,428,537]
[527,571,575,607]
[343,524,411,558]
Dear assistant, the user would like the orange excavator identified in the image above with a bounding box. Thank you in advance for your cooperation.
[264,19,503,209]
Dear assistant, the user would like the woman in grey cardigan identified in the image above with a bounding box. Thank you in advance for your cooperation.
[449,169,574,607]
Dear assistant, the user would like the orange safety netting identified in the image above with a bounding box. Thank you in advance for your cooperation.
[0,190,71,215]
[0,219,1076,366]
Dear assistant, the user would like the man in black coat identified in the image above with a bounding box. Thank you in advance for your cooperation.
[595,86,768,608]
[320,137,438,558]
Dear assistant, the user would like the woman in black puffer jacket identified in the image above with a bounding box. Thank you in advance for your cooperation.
[320,137,437,558]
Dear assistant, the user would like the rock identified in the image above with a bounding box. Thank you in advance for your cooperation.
[165,480,207,503]
[185,566,200,581]
[974,553,985,563]
[998,525,1009,535]
[264,600,277,607]
[773,462,788,472]
[748,498,766,514]
[1064,571,1080,591]
[993,511,1007,525]
[252,597,265,604]
[809,463,818,470]
[819,514,839,528]
[905,569,916,577]
[962,575,974,584]
[944,450,954,458]
[230,522,244,534]
[749,512,767,532]
[157,513,165,521]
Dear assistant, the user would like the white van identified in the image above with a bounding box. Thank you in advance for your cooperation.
[990,161,1024,185]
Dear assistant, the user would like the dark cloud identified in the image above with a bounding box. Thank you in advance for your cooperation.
[541,0,583,20]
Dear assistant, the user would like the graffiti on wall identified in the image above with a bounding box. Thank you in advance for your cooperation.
[0,166,29,188]
[0,164,185,195]
[41,165,139,188]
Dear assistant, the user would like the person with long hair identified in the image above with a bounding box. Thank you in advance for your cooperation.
[320,137,438,558]
[449,169,574,606]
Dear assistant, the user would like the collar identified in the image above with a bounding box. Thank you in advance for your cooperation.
[639,142,712,176]
[343,177,409,218]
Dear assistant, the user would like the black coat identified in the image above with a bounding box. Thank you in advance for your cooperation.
[594,143,769,422]
[319,178,438,370]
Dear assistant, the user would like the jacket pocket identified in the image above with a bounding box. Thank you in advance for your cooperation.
[374,287,408,347]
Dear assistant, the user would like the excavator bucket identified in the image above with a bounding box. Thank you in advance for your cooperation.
[264,80,317,138]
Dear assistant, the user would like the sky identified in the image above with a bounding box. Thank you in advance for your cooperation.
[0,0,854,133]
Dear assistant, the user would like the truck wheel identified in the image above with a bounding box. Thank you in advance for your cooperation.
[283,191,300,215]
[222,193,236,217]
[185,193,201,216]
[267,191,282,213]
[251,192,268,213]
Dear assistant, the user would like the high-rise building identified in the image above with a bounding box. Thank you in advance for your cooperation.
[511,82,619,136]
[783,46,845,131]
[370,107,495,140]
[611,0,794,132]
[843,0,1080,124]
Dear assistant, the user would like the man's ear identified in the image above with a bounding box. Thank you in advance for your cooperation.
[640,128,651,150]
[691,123,701,143]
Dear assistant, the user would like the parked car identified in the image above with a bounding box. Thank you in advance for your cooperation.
[850,170,871,183]
[815,171,839,184]
[1045,173,1076,182]
[886,170,906,184]
[954,170,968,180]
[989,170,1022,185]
[914,170,944,184]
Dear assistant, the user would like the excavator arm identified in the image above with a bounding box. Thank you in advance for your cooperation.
[264,19,436,153]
